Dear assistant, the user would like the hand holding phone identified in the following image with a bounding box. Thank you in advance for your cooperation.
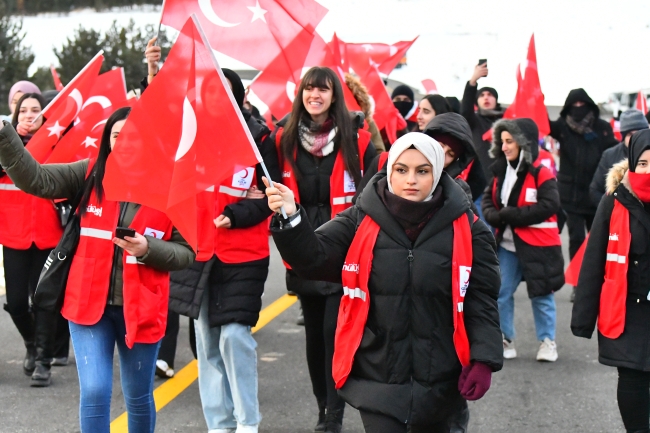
[115,227,136,240]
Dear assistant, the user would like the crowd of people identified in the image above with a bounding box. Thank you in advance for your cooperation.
[1,35,650,433]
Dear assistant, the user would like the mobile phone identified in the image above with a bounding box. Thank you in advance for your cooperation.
[115,227,136,239]
[478,59,487,66]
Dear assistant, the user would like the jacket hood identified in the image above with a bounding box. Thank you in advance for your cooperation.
[490,118,539,165]
[560,88,599,118]
[423,113,476,178]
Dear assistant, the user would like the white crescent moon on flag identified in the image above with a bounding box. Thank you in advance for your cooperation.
[175,97,198,161]
[82,95,112,110]
[69,89,84,119]
[91,119,108,131]
[198,0,240,27]
[285,81,297,102]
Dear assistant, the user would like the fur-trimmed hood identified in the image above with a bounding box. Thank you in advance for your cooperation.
[490,118,540,165]
[605,159,635,197]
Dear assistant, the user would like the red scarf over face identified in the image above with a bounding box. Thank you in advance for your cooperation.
[628,171,650,203]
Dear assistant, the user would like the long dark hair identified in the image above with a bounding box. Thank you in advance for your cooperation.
[11,93,47,129]
[281,67,361,186]
[421,94,451,117]
[78,107,131,215]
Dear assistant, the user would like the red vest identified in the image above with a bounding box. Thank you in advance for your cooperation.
[457,159,475,182]
[0,176,63,250]
[275,127,371,219]
[491,164,561,247]
[535,148,557,176]
[214,167,270,263]
[62,189,174,348]
[598,200,631,339]
[195,188,216,262]
[332,213,474,389]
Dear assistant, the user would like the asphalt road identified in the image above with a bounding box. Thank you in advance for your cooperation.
[0,233,626,433]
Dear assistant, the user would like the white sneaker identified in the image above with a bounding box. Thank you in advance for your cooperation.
[155,359,175,378]
[503,339,517,359]
[536,338,558,362]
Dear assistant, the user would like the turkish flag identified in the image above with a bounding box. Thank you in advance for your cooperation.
[161,0,326,74]
[422,79,438,95]
[635,91,648,114]
[328,32,349,73]
[26,53,104,163]
[346,38,418,76]
[565,236,588,286]
[46,68,128,164]
[359,64,406,144]
[610,118,622,141]
[103,16,262,251]
[483,34,549,141]
[251,32,360,120]
[50,65,64,91]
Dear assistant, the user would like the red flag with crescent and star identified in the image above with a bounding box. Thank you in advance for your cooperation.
[45,68,129,164]
[25,52,104,163]
[161,0,327,72]
[103,15,262,251]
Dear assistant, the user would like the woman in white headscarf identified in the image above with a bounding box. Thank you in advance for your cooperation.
[264,133,503,433]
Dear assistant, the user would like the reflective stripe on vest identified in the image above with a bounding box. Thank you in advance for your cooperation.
[0,183,20,190]
[218,185,247,198]
[332,196,354,206]
[529,221,558,229]
[80,227,113,240]
[606,253,626,264]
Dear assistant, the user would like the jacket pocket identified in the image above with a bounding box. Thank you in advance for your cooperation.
[137,284,164,333]
[0,204,25,241]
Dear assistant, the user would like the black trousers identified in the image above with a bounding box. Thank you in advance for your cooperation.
[300,292,344,410]
[565,212,595,259]
[157,311,198,367]
[3,245,68,358]
[617,367,650,431]
[359,411,450,433]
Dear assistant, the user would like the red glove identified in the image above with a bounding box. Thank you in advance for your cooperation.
[458,362,492,400]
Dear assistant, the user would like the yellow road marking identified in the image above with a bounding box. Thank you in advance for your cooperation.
[110,294,298,432]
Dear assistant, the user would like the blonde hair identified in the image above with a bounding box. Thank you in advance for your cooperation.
[344,73,373,121]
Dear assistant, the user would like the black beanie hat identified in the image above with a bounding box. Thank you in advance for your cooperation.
[221,68,245,109]
[477,86,498,102]
[391,84,414,101]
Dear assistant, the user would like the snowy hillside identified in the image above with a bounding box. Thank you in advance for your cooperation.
[19,0,650,106]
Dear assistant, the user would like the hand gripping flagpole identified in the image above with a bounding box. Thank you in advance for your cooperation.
[189,14,288,219]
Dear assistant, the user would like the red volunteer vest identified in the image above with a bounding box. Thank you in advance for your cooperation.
[332,213,474,389]
[214,167,270,263]
[275,127,371,219]
[535,148,557,175]
[598,200,631,339]
[491,164,561,247]
[196,188,216,262]
[62,189,174,348]
[0,176,63,250]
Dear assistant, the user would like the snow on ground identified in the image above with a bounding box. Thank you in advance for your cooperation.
[18,0,650,106]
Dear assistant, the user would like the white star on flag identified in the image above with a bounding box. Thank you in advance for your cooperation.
[46,121,66,139]
[248,0,267,23]
[82,136,98,148]
[362,44,374,52]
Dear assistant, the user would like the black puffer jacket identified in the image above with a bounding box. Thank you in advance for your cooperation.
[168,112,279,327]
[482,119,564,297]
[589,141,627,207]
[423,112,487,200]
[572,159,650,370]
[271,113,377,296]
[272,171,503,425]
[461,82,504,182]
[550,89,617,214]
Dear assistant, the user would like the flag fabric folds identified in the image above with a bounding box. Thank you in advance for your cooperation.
[103,15,262,251]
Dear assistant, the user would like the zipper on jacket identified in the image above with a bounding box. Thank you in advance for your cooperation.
[407,248,414,383]
[108,203,128,305]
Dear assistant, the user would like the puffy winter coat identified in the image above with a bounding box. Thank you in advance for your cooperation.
[271,171,503,425]
[550,89,617,214]
[589,141,627,207]
[271,113,377,296]
[482,119,565,297]
[572,159,650,370]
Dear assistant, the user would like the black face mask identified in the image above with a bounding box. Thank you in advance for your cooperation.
[569,105,591,122]
[393,100,413,118]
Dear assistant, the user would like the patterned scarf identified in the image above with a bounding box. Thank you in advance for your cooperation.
[299,116,337,157]
[565,111,596,138]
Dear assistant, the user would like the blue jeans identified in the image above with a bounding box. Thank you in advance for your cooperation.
[195,293,261,432]
[69,306,160,433]
[497,247,557,341]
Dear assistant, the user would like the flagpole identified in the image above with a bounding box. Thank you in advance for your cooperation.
[155,0,166,46]
[33,50,104,124]
[189,13,288,218]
